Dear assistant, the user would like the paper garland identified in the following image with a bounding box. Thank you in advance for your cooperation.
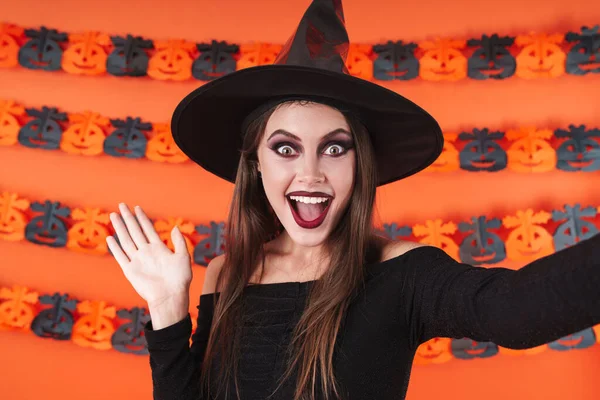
[1,282,599,363]
[1,22,599,82]
[1,189,599,267]
[2,99,600,172]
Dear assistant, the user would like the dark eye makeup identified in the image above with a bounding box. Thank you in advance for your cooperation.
[269,139,354,157]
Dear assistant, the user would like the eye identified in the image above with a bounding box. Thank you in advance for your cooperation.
[323,143,347,156]
[273,142,297,157]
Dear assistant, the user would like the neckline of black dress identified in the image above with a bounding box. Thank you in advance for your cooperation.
[199,245,437,298]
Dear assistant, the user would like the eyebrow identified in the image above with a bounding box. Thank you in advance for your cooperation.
[266,128,352,142]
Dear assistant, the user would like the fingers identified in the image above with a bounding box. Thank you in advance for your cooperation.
[118,203,149,249]
[171,225,188,255]
[109,211,138,259]
[134,206,162,244]
[106,235,130,267]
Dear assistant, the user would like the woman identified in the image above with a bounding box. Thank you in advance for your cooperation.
[107,1,600,399]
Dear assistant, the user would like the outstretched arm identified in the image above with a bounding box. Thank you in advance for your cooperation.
[395,234,600,350]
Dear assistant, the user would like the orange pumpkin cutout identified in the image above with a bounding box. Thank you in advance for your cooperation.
[66,207,110,255]
[0,191,30,242]
[503,209,554,262]
[499,344,547,356]
[60,111,111,156]
[515,33,565,79]
[62,31,111,76]
[72,300,116,350]
[418,38,467,81]
[0,285,39,332]
[0,23,24,68]
[413,219,459,260]
[148,39,196,81]
[346,44,373,80]
[0,100,26,146]
[506,127,556,172]
[154,217,195,255]
[414,338,453,365]
[238,43,283,70]
[593,324,600,343]
[425,132,459,171]
[146,123,189,163]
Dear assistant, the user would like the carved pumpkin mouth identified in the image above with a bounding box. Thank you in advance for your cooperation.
[28,59,52,67]
[156,150,177,157]
[579,62,600,71]
[27,137,48,146]
[72,62,99,70]
[464,347,487,355]
[517,159,543,167]
[471,252,496,262]
[34,233,58,244]
[566,159,594,168]
[77,240,100,249]
[480,68,504,75]
[114,147,132,155]
[387,69,409,77]
[157,68,182,75]
[528,65,554,73]
[202,70,226,77]
[430,68,456,75]
[70,143,92,149]
[557,337,584,347]
[469,160,496,168]
[517,248,543,255]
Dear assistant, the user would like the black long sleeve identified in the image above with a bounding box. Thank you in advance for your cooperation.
[145,293,215,400]
[400,233,600,350]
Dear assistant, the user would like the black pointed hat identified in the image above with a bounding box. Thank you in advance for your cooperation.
[171,0,443,186]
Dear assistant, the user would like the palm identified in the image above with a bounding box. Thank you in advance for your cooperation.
[107,204,193,307]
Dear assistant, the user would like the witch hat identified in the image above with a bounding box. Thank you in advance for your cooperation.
[171,0,443,186]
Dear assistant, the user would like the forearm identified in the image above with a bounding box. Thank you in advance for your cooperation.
[148,293,190,330]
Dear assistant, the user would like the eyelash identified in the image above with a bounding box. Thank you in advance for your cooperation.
[271,141,353,158]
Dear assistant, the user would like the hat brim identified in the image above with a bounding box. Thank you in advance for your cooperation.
[171,65,443,186]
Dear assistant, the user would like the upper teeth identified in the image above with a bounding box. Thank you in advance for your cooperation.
[289,196,329,204]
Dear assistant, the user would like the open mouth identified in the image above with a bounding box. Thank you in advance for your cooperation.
[286,193,333,229]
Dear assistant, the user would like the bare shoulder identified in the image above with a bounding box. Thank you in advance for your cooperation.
[380,240,428,262]
[201,253,226,295]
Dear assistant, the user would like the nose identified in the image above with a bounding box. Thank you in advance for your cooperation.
[296,155,324,184]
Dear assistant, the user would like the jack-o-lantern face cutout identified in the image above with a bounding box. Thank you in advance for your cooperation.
[467,34,516,80]
[425,132,459,172]
[18,106,67,149]
[148,39,195,81]
[146,123,189,163]
[0,23,24,68]
[111,307,150,355]
[503,209,553,262]
[0,100,26,146]
[62,32,111,76]
[506,127,556,172]
[373,41,418,80]
[67,208,110,255]
[565,26,600,75]
[414,338,453,365]
[0,285,39,332]
[380,223,412,241]
[515,33,566,79]
[551,204,598,251]
[18,27,67,71]
[459,128,507,172]
[192,40,239,81]
[549,328,596,350]
[458,216,506,265]
[72,300,116,350]
[451,338,499,359]
[413,219,459,261]
[25,201,71,248]
[238,43,282,71]
[104,117,151,158]
[60,111,110,155]
[193,221,226,266]
[154,217,195,255]
[555,125,600,172]
[0,192,30,242]
[31,293,78,340]
[418,38,467,81]
[106,35,152,77]
[345,44,373,80]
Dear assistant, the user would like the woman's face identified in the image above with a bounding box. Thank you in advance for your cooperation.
[256,102,356,247]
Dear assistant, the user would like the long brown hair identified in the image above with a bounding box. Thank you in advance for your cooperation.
[200,100,384,400]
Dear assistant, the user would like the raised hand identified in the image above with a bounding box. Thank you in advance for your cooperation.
[106,203,192,312]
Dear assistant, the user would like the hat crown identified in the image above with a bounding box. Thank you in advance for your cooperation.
[274,0,350,74]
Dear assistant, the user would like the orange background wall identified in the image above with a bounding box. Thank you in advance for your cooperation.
[2,0,600,399]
